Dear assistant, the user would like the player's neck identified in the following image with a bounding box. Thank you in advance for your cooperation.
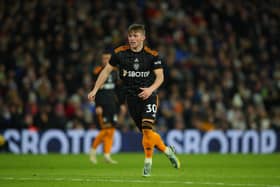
[130,43,144,53]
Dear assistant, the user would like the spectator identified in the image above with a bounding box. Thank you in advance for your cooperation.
[0,0,279,131]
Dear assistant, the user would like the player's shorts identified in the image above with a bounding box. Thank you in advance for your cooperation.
[95,91,118,128]
[126,94,158,131]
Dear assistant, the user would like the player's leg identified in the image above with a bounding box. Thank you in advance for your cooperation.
[142,119,165,151]
[126,97,142,131]
[142,121,181,170]
[103,127,118,164]
[127,97,152,176]
[90,106,105,164]
[141,120,154,177]
[141,95,180,175]
[102,101,119,164]
[90,129,106,164]
[142,119,177,176]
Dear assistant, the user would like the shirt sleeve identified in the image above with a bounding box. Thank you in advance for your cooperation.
[152,55,164,70]
[109,52,119,67]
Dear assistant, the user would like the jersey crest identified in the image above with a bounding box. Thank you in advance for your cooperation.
[133,62,140,70]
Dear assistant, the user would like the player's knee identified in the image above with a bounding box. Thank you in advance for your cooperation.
[95,107,103,115]
[142,120,154,130]
[120,104,127,115]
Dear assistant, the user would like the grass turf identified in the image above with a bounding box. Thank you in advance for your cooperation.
[0,153,279,187]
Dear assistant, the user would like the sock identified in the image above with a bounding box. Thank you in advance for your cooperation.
[152,131,167,152]
[142,129,154,158]
[103,128,115,154]
[89,148,97,162]
[92,129,106,149]
[144,157,152,165]
[104,153,111,160]
[90,148,97,156]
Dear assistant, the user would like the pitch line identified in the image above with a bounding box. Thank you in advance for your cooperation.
[154,174,280,179]
[0,177,279,187]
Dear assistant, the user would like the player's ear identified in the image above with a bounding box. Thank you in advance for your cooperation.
[142,35,146,41]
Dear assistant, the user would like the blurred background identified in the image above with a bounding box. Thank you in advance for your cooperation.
[0,0,279,153]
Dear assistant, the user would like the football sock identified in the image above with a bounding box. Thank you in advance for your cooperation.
[144,157,152,164]
[104,153,111,160]
[142,129,154,158]
[92,129,105,149]
[90,148,97,155]
[152,131,167,152]
[104,128,115,154]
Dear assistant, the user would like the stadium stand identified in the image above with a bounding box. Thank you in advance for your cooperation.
[0,0,279,132]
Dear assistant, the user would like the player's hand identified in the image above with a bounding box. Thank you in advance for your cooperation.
[138,87,153,100]
[88,90,96,102]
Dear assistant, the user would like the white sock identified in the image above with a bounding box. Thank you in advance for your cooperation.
[90,148,97,156]
[104,153,111,160]
[144,158,152,165]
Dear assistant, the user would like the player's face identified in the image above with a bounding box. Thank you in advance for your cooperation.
[101,54,111,66]
[128,31,145,51]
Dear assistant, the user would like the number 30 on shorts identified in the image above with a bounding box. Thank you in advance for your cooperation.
[146,104,157,113]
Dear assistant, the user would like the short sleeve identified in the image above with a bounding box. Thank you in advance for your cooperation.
[152,55,164,70]
[109,52,119,67]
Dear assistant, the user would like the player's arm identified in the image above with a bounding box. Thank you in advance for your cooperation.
[88,63,114,102]
[149,68,164,92]
[138,68,164,100]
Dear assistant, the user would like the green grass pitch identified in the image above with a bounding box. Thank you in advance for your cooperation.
[0,153,279,187]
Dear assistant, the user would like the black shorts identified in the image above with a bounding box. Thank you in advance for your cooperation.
[126,94,158,131]
[95,91,118,128]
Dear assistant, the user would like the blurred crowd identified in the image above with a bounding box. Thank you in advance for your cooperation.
[0,0,279,132]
